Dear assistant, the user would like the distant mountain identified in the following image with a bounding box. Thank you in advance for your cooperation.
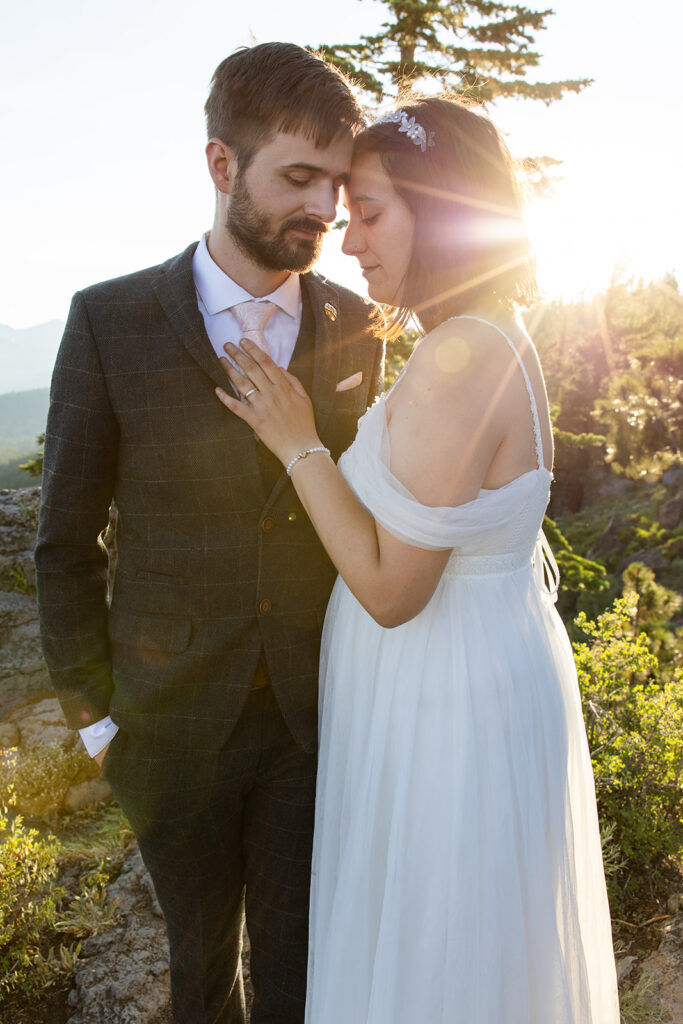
[0,388,50,442]
[0,387,49,484]
[0,320,63,394]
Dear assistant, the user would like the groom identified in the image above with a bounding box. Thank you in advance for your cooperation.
[36,43,383,1024]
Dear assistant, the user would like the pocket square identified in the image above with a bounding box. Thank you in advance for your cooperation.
[336,371,363,392]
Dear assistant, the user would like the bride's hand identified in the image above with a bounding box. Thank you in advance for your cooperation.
[216,339,321,467]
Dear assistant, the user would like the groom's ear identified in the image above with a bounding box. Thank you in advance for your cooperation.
[205,139,239,195]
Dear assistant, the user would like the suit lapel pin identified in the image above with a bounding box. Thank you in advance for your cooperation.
[324,302,338,322]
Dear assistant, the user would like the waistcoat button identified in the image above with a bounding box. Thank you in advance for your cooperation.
[262,516,275,532]
[258,598,272,615]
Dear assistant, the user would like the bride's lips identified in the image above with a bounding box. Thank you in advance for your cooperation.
[360,265,379,278]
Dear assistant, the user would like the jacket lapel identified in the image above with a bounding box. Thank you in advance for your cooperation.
[152,243,230,392]
[152,252,345,510]
[262,273,343,510]
[152,244,261,493]
[304,272,342,436]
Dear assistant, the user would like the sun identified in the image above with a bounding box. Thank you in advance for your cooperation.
[523,160,677,302]
[525,179,627,302]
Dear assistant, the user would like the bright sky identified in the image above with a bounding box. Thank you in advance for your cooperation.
[1,0,681,328]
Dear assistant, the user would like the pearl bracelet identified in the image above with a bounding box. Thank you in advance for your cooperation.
[285,445,331,476]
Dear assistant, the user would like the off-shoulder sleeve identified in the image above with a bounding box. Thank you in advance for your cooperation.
[338,400,540,552]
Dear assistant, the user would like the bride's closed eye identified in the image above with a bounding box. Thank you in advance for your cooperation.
[360,213,379,225]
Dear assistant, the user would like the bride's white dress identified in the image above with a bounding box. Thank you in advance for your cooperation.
[305,317,620,1023]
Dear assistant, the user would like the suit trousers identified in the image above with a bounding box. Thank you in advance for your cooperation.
[103,684,317,1024]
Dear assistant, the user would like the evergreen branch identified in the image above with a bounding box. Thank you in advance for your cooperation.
[484,77,592,103]
[313,46,385,99]
[466,13,550,46]
[310,1,591,107]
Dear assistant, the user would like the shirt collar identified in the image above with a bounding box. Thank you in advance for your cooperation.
[192,232,301,319]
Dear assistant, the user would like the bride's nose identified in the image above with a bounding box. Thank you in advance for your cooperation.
[342,217,366,257]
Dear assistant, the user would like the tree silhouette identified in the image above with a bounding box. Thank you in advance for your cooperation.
[313,0,591,105]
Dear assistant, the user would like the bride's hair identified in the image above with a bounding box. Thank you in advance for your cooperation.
[355,95,538,335]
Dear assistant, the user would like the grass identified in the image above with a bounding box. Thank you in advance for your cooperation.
[620,970,671,1023]
[0,794,133,1021]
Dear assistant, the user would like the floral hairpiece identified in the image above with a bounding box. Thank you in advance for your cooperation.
[375,109,435,153]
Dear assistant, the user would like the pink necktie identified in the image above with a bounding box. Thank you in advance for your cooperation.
[230,300,277,357]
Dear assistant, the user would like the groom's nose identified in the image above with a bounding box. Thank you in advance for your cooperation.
[303,180,339,224]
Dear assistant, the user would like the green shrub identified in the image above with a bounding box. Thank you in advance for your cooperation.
[573,595,683,882]
[0,744,94,820]
[18,434,44,479]
[0,802,128,1004]
[0,803,63,996]
[622,562,683,667]
[0,565,34,595]
[544,516,609,593]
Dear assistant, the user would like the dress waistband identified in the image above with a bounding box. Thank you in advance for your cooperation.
[443,531,559,602]
[443,548,531,578]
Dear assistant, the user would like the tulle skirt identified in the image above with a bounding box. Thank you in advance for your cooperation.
[305,565,619,1024]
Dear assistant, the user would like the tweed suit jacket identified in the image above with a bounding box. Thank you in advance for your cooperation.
[36,242,384,752]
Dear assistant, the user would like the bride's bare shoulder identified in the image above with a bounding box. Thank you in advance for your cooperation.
[408,313,530,393]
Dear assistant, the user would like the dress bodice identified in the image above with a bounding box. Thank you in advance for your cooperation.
[338,316,558,594]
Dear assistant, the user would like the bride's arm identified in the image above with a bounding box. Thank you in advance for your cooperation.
[283,447,450,628]
[216,331,500,627]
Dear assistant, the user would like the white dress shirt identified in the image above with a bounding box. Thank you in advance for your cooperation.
[79,234,304,757]
[193,232,302,365]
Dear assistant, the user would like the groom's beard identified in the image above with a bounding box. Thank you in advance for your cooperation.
[226,175,327,273]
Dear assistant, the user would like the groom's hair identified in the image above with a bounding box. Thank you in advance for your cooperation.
[205,43,363,170]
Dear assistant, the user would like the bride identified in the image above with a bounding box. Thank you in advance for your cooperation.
[216,97,620,1023]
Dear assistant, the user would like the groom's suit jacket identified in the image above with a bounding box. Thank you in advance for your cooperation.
[36,242,384,753]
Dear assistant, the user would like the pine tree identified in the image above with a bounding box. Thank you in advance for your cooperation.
[313,0,590,105]
[18,433,44,478]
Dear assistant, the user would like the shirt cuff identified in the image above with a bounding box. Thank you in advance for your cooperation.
[79,716,119,758]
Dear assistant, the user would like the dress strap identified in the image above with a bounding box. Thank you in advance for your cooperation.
[448,315,545,470]
[533,529,560,602]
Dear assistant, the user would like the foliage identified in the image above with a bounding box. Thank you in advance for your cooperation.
[573,595,683,890]
[619,970,671,1024]
[0,802,64,997]
[622,563,682,666]
[0,566,34,595]
[533,277,683,483]
[596,280,683,477]
[550,427,607,515]
[58,804,134,866]
[0,799,131,1009]
[312,0,590,105]
[543,516,608,594]
[0,744,94,820]
[0,457,41,490]
[18,435,44,478]
[384,327,417,388]
[51,807,131,948]
[55,878,118,939]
